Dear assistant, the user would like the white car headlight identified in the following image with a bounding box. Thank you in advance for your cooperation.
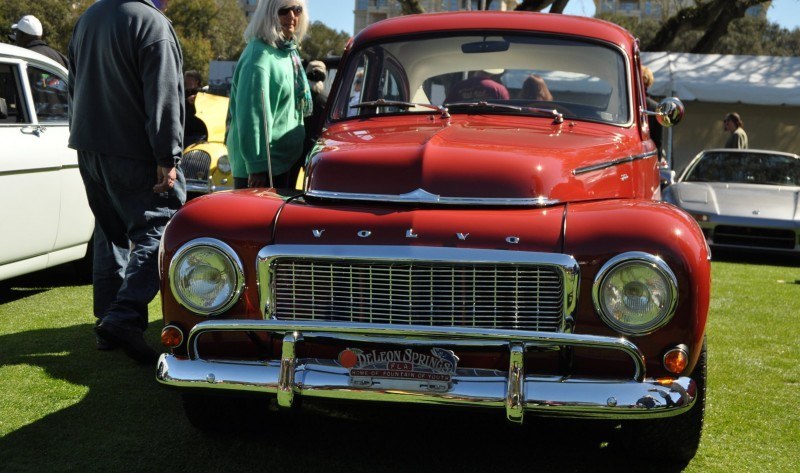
[169,238,243,316]
[592,252,678,336]
[217,155,231,174]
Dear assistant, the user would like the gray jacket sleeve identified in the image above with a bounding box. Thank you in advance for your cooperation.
[139,38,184,168]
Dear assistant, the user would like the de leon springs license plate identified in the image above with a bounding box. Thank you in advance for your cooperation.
[337,347,459,393]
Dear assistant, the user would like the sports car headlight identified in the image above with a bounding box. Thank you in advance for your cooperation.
[592,252,678,336]
[169,238,243,316]
[217,155,231,174]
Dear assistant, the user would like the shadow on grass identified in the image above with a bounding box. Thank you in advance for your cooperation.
[0,263,89,304]
[0,320,693,473]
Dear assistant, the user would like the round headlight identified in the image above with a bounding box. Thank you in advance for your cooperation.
[593,252,678,336]
[217,155,231,174]
[169,238,243,316]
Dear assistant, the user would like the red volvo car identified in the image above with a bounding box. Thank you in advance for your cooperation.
[157,11,709,461]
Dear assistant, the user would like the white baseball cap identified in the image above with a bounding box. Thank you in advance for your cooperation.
[12,15,43,37]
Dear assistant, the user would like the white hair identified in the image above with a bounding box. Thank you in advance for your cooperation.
[244,0,309,47]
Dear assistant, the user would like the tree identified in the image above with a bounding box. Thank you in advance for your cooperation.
[301,21,350,61]
[600,9,799,56]
[0,0,94,54]
[643,0,773,53]
[167,0,246,81]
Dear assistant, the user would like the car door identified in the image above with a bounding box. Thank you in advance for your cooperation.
[0,56,88,279]
[24,62,93,267]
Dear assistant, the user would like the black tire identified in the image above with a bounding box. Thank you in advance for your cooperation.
[617,338,707,463]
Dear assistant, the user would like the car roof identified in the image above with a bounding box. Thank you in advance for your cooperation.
[700,148,799,159]
[0,42,68,74]
[353,11,635,50]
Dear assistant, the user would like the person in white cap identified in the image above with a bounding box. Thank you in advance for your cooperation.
[10,15,67,68]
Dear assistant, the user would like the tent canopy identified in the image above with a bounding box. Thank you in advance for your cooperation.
[641,52,800,107]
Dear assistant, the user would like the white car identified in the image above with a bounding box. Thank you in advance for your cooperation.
[0,43,93,281]
[663,148,800,254]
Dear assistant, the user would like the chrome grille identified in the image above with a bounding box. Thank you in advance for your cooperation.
[182,149,211,181]
[270,259,565,331]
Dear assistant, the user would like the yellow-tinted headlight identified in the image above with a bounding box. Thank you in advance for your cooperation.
[169,238,243,316]
[593,252,678,336]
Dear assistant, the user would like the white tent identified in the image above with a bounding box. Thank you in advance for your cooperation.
[641,52,800,171]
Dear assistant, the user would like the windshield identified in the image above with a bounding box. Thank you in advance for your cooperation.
[330,34,630,125]
[684,151,800,186]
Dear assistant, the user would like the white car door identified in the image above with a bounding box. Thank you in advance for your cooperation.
[24,63,93,267]
[0,57,92,280]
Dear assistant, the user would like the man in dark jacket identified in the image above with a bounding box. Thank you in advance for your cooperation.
[68,0,186,364]
[10,15,67,68]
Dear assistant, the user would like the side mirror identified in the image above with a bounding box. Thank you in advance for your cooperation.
[655,97,684,127]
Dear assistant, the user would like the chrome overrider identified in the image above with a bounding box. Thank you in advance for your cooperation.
[156,320,696,424]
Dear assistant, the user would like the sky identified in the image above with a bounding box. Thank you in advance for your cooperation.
[306,0,800,36]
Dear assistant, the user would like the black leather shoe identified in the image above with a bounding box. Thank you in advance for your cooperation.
[96,333,117,350]
[94,320,117,350]
[94,320,158,364]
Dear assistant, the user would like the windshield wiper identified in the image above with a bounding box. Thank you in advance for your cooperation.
[446,101,564,123]
[351,99,450,118]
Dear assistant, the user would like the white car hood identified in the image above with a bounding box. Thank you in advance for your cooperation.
[672,182,800,220]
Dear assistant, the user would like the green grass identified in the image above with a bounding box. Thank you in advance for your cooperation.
[1,256,799,472]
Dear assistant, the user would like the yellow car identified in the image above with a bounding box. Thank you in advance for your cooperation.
[182,91,232,194]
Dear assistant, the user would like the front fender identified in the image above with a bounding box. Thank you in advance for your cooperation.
[564,199,711,377]
[160,190,286,324]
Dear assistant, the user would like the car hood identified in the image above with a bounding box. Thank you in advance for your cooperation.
[670,182,800,220]
[306,116,650,205]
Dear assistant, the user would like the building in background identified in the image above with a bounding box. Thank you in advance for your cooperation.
[593,0,769,21]
[239,0,259,17]
[354,0,518,33]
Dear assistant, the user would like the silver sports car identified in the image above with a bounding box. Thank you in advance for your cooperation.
[663,149,800,254]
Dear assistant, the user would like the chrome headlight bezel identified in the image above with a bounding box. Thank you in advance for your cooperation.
[168,238,244,316]
[592,252,678,336]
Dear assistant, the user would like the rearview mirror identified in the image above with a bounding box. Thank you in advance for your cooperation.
[461,40,510,54]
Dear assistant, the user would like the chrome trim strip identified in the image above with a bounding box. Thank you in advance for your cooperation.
[305,187,559,207]
[256,245,580,326]
[573,151,658,175]
[156,320,695,420]
[0,164,77,177]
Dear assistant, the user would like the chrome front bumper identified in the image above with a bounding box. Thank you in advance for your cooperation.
[185,179,232,194]
[156,320,696,423]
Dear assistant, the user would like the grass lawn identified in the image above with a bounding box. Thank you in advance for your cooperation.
[1,254,798,472]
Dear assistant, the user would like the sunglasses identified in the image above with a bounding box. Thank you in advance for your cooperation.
[279,5,303,16]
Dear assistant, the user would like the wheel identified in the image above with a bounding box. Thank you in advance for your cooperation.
[617,338,707,463]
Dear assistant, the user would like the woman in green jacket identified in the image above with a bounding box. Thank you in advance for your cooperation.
[227,0,311,189]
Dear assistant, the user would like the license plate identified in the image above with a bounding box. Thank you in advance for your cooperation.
[338,347,459,393]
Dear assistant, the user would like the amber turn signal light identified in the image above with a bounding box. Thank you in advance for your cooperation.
[663,345,689,374]
[161,325,184,348]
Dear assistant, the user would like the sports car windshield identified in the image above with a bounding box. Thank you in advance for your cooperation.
[330,34,630,125]
[684,151,800,186]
